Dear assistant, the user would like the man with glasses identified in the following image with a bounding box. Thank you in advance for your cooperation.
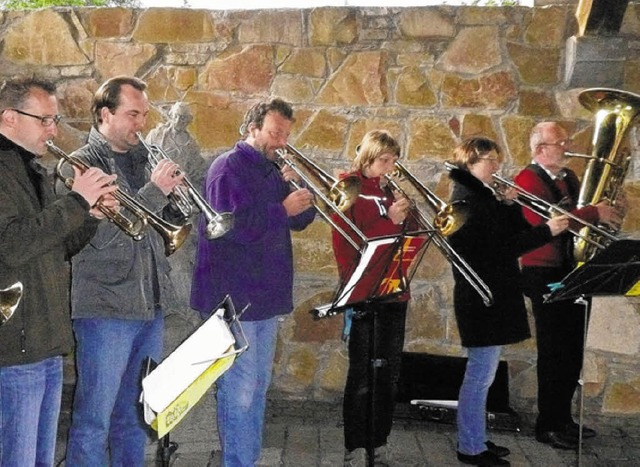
[191,97,315,467]
[0,77,117,465]
[514,121,621,450]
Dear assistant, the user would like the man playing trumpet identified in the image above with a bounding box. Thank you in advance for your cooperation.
[0,77,116,466]
[65,76,188,466]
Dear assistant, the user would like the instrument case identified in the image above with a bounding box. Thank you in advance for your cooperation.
[395,352,521,431]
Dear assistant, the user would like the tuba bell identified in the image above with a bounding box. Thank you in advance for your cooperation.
[568,88,640,263]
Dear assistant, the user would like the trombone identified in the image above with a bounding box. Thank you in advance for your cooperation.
[276,144,366,252]
[491,173,617,251]
[47,141,191,256]
[136,132,234,240]
[386,163,494,307]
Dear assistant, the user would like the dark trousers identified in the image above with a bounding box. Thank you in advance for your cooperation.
[522,266,587,434]
[343,301,407,451]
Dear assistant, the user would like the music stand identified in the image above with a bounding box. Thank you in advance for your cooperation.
[545,239,640,465]
[140,296,249,466]
[314,229,433,467]
[313,229,433,318]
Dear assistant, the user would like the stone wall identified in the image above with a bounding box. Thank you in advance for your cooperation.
[4,4,640,420]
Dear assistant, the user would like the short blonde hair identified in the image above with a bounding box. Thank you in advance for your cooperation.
[353,130,401,172]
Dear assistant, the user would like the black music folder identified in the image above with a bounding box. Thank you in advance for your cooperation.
[545,239,640,303]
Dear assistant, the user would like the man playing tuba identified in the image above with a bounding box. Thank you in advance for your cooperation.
[515,121,622,450]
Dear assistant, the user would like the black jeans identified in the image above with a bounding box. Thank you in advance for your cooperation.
[343,300,407,451]
[522,266,588,434]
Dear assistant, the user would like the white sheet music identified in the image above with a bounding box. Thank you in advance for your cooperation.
[141,308,235,414]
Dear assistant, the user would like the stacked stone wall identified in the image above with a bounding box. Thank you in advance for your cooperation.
[3,4,640,420]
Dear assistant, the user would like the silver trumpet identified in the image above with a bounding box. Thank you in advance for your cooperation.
[0,281,23,326]
[136,132,234,240]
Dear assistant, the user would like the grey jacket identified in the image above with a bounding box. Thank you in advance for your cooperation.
[69,128,180,320]
[0,135,98,366]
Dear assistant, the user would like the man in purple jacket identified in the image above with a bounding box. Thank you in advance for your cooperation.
[191,97,315,467]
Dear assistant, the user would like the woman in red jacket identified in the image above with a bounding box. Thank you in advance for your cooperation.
[332,130,412,466]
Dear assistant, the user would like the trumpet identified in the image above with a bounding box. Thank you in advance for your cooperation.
[491,173,617,251]
[136,132,233,240]
[0,281,22,326]
[47,141,191,256]
[386,163,494,306]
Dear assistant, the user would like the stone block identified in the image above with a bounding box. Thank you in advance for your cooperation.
[565,35,627,88]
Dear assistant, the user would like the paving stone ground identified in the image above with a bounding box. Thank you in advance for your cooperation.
[54,388,640,466]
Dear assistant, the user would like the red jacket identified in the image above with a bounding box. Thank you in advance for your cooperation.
[514,165,599,268]
[331,171,420,303]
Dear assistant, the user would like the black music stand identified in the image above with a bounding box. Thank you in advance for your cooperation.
[545,239,640,465]
[314,229,433,467]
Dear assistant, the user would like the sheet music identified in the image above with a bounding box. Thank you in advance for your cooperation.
[141,308,235,412]
[315,232,431,317]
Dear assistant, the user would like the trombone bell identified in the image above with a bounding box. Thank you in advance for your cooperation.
[435,201,470,237]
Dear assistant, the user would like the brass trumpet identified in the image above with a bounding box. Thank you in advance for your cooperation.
[0,281,22,326]
[491,173,617,251]
[47,141,191,256]
[387,163,493,306]
[136,132,234,240]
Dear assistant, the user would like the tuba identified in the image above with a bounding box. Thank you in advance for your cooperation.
[569,88,640,263]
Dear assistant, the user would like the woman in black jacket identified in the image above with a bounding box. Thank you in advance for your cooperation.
[447,137,568,467]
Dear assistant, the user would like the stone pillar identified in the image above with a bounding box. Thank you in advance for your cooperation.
[564,35,627,87]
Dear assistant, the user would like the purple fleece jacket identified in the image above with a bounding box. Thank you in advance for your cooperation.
[190,141,315,321]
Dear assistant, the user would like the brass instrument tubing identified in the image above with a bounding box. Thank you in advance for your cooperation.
[491,173,616,249]
[276,149,364,252]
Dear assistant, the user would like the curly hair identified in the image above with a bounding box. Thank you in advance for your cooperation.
[239,97,294,138]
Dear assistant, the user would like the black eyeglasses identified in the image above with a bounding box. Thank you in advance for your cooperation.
[10,108,62,127]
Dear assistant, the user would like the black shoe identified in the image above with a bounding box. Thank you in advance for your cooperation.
[485,441,510,458]
[565,422,597,439]
[535,431,579,450]
[457,450,510,466]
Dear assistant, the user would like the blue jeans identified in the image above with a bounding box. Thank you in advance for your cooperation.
[0,356,62,466]
[457,345,502,456]
[66,313,163,467]
[217,316,279,467]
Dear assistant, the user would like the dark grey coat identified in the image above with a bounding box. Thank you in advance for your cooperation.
[68,128,183,321]
[0,135,98,366]
[448,168,552,348]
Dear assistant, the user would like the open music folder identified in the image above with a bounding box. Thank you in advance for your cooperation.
[545,239,640,302]
[140,296,248,438]
[314,230,433,318]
